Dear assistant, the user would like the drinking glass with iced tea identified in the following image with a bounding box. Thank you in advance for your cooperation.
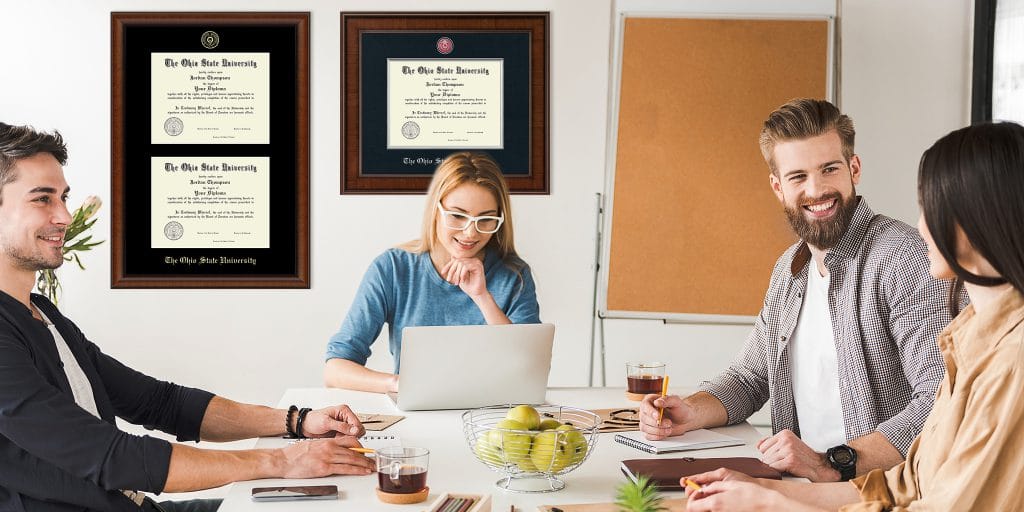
[376,446,430,503]
[625,362,666,400]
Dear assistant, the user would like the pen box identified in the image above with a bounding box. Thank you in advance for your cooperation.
[424,492,491,512]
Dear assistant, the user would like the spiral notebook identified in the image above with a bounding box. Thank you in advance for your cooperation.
[614,429,743,454]
[286,434,402,450]
[360,434,402,451]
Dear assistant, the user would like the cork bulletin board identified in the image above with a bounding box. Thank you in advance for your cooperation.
[600,13,833,322]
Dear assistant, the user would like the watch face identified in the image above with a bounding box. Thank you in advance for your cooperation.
[832,449,853,464]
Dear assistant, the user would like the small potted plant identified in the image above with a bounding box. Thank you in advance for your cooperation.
[615,475,666,512]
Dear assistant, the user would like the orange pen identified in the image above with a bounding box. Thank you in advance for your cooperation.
[683,478,703,493]
[349,447,375,454]
[657,375,670,424]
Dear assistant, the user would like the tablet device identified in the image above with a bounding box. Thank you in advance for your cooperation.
[251,485,338,501]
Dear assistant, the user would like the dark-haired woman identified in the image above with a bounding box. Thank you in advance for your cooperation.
[681,121,1024,511]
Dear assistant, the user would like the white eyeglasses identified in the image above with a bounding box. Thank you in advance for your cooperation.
[436,202,504,234]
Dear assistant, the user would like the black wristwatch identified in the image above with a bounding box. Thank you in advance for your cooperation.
[826,444,858,481]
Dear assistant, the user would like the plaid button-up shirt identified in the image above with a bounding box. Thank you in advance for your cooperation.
[701,198,950,456]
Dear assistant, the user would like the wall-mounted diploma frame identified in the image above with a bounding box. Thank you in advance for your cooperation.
[111,12,310,288]
[341,12,549,194]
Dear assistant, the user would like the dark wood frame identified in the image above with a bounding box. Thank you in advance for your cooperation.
[111,12,310,288]
[972,0,997,123]
[341,12,549,194]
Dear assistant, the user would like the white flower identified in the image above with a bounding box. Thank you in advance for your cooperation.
[79,195,102,221]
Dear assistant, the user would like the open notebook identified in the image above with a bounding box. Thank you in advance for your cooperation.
[614,429,743,454]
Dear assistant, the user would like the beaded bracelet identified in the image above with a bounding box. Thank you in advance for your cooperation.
[295,407,313,438]
[285,405,299,438]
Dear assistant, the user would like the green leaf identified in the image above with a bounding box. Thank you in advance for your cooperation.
[35,269,61,305]
[63,237,97,252]
[64,216,98,241]
[615,475,666,512]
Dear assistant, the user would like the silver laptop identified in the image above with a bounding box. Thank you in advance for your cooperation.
[387,323,555,411]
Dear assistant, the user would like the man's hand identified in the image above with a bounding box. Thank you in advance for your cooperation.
[639,394,700,440]
[441,257,489,299]
[301,405,365,438]
[279,437,375,478]
[756,429,839,482]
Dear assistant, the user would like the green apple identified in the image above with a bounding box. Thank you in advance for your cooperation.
[486,419,532,464]
[515,455,539,473]
[557,424,588,465]
[538,418,562,431]
[530,430,574,472]
[474,436,503,466]
[506,405,541,430]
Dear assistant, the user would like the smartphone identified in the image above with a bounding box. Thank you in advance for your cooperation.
[251,485,339,501]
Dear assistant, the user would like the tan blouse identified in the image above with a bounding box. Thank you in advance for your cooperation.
[841,287,1024,511]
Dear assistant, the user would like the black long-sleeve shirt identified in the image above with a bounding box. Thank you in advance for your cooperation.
[0,291,214,511]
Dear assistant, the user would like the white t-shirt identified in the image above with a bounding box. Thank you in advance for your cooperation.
[36,308,100,417]
[788,265,846,452]
[36,307,145,506]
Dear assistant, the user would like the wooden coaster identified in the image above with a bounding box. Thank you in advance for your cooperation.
[625,391,647,401]
[376,486,429,504]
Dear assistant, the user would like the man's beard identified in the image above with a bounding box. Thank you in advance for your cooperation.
[0,235,64,272]
[784,193,858,250]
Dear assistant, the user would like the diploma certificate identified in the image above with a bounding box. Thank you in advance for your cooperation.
[151,52,270,144]
[151,157,270,249]
[386,58,503,149]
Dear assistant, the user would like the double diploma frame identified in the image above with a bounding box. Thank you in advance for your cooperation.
[341,13,549,194]
[111,13,309,288]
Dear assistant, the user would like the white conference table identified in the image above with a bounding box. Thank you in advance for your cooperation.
[218,387,766,511]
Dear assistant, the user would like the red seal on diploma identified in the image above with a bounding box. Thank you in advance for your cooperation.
[436,36,454,55]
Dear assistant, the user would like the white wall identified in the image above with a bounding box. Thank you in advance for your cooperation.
[0,0,971,410]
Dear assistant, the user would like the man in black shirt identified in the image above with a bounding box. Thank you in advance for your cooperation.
[0,122,375,511]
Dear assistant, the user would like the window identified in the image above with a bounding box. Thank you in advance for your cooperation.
[974,0,1024,123]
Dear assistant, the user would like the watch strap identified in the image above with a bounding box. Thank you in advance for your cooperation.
[837,461,856,481]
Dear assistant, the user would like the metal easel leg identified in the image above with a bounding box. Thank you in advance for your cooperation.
[588,193,604,387]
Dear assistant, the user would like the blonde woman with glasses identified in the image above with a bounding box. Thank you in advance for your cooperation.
[324,152,540,393]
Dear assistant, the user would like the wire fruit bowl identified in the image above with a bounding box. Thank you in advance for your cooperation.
[462,404,600,493]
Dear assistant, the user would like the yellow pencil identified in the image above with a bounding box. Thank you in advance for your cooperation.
[349,447,375,454]
[683,478,703,493]
[658,375,670,424]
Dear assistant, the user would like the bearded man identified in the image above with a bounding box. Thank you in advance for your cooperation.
[638,99,951,483]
